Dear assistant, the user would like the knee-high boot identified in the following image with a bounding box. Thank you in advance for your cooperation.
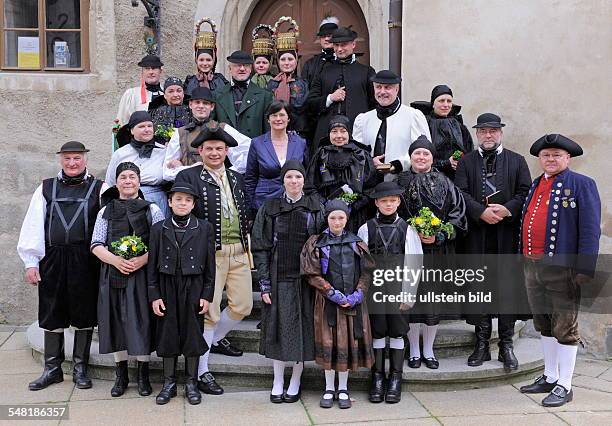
[368,348,386,403]
[498,316,518,371]
[385,349,404,403]
[29,331,65,391]
[468,316,492,367]
[72,329,93,389]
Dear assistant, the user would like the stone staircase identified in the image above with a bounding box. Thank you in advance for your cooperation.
[27,292,544,391]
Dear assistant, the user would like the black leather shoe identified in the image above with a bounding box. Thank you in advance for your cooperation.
[542,385,573,407]
[137,361,152,396]
[368,348,385,403]
[198,371,224,395]
[337,390,352,409]
[423,357,439,369]
[498,345,519,372]
[283,390,300,403]
[156,357,177,405]
[210,338,243,357]
[72,329,93,389]
[29,331,65,391]
[185,380,202,405]
[408,357,421,369]
[319,390,335,408]
[270,393,283,403]
[110,361,129,397]
[467,342,491,367]
[520,375,557,394]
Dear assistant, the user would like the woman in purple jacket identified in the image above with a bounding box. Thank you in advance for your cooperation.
[245,100,308,215]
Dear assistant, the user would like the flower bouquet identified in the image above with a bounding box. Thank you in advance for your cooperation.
[408,207,455,239]
[111,235,148,259]
[451,150,464,161]
[155,124,174,142]
[337,192,360,204]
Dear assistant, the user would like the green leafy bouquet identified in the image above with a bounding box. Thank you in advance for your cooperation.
[110,235,147,259]
[336,192,360,204]
[155,124,174,140]
[451,150,464,161]
[408,207,455,239]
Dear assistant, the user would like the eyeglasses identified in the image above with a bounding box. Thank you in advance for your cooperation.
[539,153,567,160]
[476,129,500,135]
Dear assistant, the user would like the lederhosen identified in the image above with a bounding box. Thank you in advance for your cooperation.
[366,217,410,338]
[39,176,103,330]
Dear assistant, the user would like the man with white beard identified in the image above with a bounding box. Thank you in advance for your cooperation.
[353,70,430,182]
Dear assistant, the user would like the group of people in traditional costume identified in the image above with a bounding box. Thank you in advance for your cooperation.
[17,14,601,412]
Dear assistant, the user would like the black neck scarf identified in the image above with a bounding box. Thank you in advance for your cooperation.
[59,169,87,185]
[377,211,398,224]
[321,48,335,62]
[373,97,401,157]
[145,82,161,93]
[335,54,356,65]
[172,212,190,228]
[130,138,155,159]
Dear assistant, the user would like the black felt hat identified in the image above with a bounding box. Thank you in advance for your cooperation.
[530,134,583,157]
[189,87,215,103]
[370,181,404,199]
[56,141,89,154]
[330,27,358,43]
[137,54,163,68]
[168,182,199,199]
[226,50,254,64]
[472,113,506,129]
[317,22,339,37]
[191,121,238,148]
[116,111,154,148]
[371,70,401,84]
[325,199,350,217]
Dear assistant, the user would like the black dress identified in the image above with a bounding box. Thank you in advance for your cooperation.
[251,195,324,361]
[147,216,216,357]
[96,199,154,356]
[397,167,468,324]
[305,140,377,233]
[184,73,228,97]
[148,96,192,143]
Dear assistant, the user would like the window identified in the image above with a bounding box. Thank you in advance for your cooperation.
[0,0,89,71]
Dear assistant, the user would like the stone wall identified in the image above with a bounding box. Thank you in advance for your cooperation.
[402,0,612,358]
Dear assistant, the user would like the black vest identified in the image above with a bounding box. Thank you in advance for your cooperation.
[366,217,408,256]
[42,176,103,247]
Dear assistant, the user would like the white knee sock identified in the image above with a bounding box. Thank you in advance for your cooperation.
[541,336,559,383]
[557,343,578,391]
[48,328,64,333]
[422,325,438,359]
[324,369,335,394]
[212,308,241,344]
[113,351,128,362]
[287,362,304,396]
[272,360,285,395]
[373,338,386,349]
[407,324,421,358]
[135,355,150,362]
[337,371,349,399]
[389,337,404,350]
[198,328,215,376]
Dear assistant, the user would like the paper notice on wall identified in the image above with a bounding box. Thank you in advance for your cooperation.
[17,36,40,68]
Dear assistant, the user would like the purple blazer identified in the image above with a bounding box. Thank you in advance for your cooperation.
[245,131,308,212]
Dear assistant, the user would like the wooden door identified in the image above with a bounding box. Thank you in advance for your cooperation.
[241,0,370,70]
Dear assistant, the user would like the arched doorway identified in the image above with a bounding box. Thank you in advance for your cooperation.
[241,0,370,70]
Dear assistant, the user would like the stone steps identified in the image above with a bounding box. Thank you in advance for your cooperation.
[26,322,543,391]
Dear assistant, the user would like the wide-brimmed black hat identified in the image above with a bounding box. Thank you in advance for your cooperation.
[226,50,254,64]
[189,87,215,103]
[330,27,357,43]
[370,181,404,199]
[168,182,199,199]
[530,134,583,157]
[371,70,401,84]
[191,121,238,148]
[56,141,89,154]
[137,54,163,68]
[317,22,338,37]
[473,113,506,129]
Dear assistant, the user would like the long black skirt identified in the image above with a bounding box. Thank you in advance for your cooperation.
[259,278,315,362]
[38,244,99,330]
[154,273,208,357]
[97,264,152,355]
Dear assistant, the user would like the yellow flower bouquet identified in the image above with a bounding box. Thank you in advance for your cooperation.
[408,207,455,239]
[110,235,148,259]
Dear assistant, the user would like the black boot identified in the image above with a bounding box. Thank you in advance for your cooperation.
[368,348,385,403]
[72,329,93,389]
[156,357,177,405]
[110,361,129,397]
[467,316,492,367]
[29,331,65,391]
[386,348,404,403]
[137,361,152,396]
[498,317,518,372]
[184,357,202,405]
